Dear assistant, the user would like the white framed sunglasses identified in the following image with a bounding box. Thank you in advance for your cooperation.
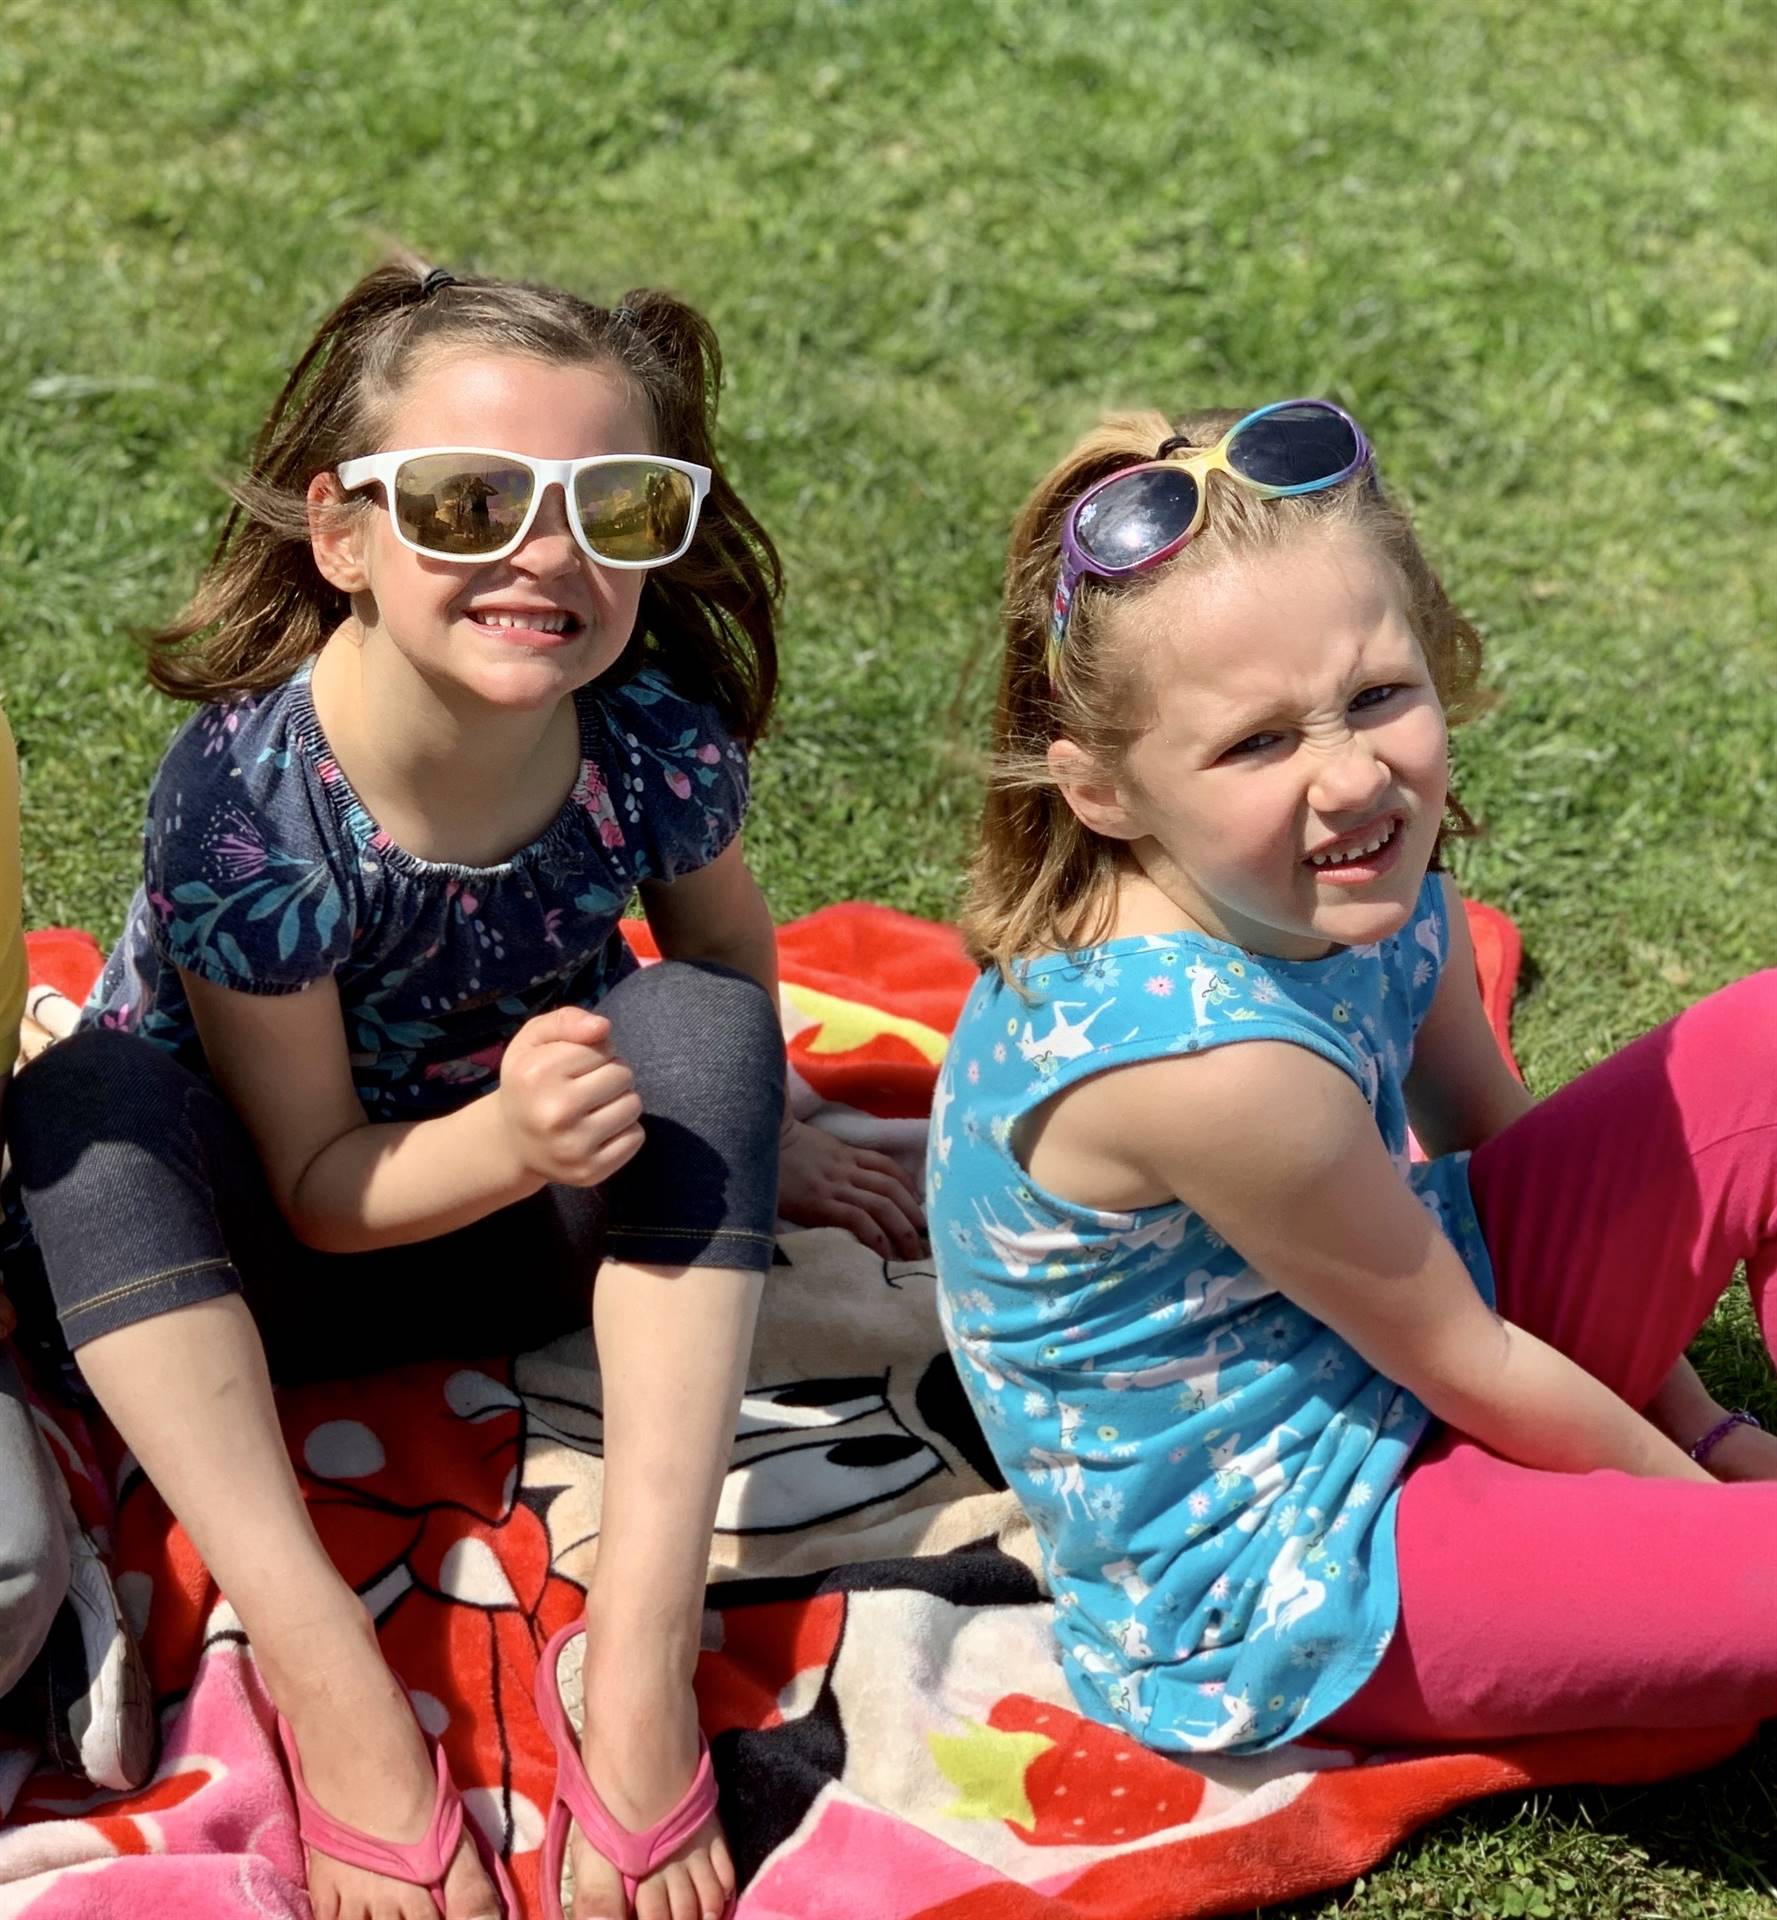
[333,446,713,567]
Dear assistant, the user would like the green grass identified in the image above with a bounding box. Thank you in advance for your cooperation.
[3,1,1775,1912]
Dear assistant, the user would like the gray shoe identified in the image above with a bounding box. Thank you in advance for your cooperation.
[40,1496,154,1791]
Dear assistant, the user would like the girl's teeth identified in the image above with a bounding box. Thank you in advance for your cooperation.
[1310,823,1396,867]
[477,611,571,633]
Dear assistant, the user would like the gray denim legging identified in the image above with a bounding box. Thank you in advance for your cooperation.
[7,959,783,1384]
[0,1352,69,1697]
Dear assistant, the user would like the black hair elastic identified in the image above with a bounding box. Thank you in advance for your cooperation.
[418,267,457,299]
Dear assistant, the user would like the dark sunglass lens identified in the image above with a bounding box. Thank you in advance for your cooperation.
[575,461,695,562]
[394,454,533,554]
[1227,404,1360,487]
[1075,467,1200,570]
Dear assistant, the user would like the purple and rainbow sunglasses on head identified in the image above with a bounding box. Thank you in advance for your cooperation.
[1048,398,1374,669]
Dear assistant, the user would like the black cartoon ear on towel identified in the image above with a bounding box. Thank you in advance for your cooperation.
[718,1377,946,1534]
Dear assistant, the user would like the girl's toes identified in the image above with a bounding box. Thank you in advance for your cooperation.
[442,1837,503,1919]
[660,1861,702,1920]
[569,1838,628,1920]
[685,1851,727,1920]
[632,1868,670,1920]
[708,1831,735,1899]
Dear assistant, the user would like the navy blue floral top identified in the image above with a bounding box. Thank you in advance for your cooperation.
[86,658,749,1119]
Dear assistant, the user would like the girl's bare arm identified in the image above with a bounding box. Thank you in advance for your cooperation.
[636,836,778,997]
[1109,1040,1713,1484]
[1402,876,1536,1154]
[183,972,638,1253]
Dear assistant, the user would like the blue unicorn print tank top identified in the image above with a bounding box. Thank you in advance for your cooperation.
[926,872,1495,1753]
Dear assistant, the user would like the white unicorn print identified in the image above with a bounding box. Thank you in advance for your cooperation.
[1065,1209,1193,1270]
[1248,1529,1329,1638]
[1026,1445,1089,1519]
[929,1067,957,1167]
[950,1329,1011,1396]
[1184,959,1235,1024]
[970,1193,1088,1279]
[1413,913,1443,969]
[1017,999,1114,1066]
[1108,1615,1154,1660]
[1349,1034,1381,1107]
[1102,1557,1151,1606]
[1104,1679,1153,1728]
[1206,1425,1305,1533]
[1173,1687,1256,1752]
[1183,1265,1268,1320]
[1105,1326,1245,1400]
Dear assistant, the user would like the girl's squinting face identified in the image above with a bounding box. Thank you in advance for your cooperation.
[1104,534,1449,961]
[341,352,656,711]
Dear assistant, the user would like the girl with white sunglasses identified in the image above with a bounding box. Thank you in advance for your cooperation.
[7,256,923,1920]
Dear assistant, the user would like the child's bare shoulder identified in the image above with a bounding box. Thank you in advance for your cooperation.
[1023,1037,1362,1214]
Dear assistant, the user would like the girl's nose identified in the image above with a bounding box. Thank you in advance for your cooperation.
[1307,737,1392,816]
[511,483,580,573]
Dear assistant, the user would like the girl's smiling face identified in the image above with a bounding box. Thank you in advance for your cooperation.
[1062,531,1450,961]
[314,351,656,712]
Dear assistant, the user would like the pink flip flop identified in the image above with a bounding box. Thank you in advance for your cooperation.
[276,1710,518,1917]
[533,1621,728,1919]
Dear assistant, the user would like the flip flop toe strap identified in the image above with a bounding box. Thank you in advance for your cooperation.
[534,1623,720,1900]
[277,1713,464,1891]
[557,1741,717,1884]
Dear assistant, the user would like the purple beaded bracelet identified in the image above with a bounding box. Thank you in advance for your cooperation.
[1689,1408,1763,1466]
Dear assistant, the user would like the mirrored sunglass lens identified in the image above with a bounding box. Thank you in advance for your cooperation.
[1226,404,1360,487]
[1075,467,1200,569]
[575,462,696,562]
[393,455,533,554]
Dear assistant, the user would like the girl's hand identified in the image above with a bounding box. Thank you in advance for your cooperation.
[777,1116,926,1259]
[497,1007,645,1188]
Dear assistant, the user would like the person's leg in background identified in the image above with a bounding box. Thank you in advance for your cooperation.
[0,1352,70,1712]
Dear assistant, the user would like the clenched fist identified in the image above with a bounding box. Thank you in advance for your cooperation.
[496,1006,645,1188]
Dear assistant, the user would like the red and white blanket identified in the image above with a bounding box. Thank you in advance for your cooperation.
[0,904,1752,1919]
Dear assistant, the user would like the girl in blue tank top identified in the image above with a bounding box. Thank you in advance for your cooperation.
[928,400,1771,1757]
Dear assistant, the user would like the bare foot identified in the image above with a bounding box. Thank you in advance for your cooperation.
[555,1629,733,1920]
[263,1612,502,1920]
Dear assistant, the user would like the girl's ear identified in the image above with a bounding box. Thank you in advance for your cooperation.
[307,472,369,594]
[1048,738,1141,841]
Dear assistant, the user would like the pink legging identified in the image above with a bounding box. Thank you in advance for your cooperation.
[1323,970,1777,1746]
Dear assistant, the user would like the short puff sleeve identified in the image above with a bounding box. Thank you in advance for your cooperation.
[597,664,751,886]
[143,698,354,996]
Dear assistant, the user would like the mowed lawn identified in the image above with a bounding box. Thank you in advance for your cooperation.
[4,1,1775,1912]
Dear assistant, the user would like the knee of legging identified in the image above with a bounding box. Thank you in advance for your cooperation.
[9,1028,191,1191]
[607,960,785,1098]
